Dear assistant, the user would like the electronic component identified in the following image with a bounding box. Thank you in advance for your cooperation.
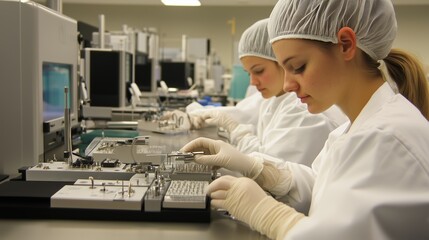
[74,174,154,187]
[86,137,166,164]
[144,177,171,212]
[162,151,214,181]
[25,161,135,182]
[163,180,208,209]
[71,157,94,168]
[170,162,213,181]
[100,159,120,168]
[51,181,147,211]
[137,112,190,135]
[167,151,204,162]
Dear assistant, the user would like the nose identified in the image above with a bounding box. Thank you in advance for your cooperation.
[250,74,259,86]
[283,71,299,93]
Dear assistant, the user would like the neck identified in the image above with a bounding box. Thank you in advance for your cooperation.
[276,90,286,97]
[338,75,385,123]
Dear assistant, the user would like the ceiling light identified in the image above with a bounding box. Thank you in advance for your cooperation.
[161,0,201,6]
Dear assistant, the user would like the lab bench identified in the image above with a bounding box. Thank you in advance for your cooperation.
[0,127,268,240]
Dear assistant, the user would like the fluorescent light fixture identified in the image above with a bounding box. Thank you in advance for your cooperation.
[161,0,201,6]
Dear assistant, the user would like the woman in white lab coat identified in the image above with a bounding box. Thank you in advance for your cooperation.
[181,0,429,239]
[196,18,345,166]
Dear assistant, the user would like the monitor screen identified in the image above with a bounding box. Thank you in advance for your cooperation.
[160,61,194,90]
[135,62,152,92]
[43,62,72,122]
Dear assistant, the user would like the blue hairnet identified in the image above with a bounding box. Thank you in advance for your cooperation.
[267,0,397,60]
[238,18,277,62]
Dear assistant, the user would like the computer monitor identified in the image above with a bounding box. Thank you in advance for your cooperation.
[82,48,133,118]
[160,61,194,90]
[0,1,78,175]
[43,63,73,123]
[135,61,153,92]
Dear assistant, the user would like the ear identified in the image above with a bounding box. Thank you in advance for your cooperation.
[337,27,357,61]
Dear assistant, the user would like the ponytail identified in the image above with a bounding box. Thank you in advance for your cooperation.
[384,49,429,120]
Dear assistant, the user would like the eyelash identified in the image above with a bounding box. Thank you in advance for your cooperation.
[253,69,264,75]
[293,64,306,74]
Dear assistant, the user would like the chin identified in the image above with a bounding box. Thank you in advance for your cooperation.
[307,105,323,114]
[261,92,272,99]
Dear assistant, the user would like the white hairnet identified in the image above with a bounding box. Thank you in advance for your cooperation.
[238,18,277,62]
[267,0,397,60]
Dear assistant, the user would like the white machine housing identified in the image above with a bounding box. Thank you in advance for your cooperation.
[0,1,78,175]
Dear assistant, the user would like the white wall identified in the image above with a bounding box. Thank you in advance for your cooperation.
[393,5,429,71]
[62,4,429,71]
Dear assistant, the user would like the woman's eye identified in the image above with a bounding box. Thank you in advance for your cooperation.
[254,69,264,75]
[293,64,306,74]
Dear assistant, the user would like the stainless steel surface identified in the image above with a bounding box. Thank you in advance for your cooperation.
[0,211,268,240]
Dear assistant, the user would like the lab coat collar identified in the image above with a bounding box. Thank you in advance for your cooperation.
[267,92,295,113]
[348,82,395,134]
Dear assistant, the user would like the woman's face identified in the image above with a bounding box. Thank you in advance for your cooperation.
[240,56,285,98]
[272,39,348,113]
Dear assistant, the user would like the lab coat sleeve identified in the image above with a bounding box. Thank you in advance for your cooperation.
[230,123,259,152]
[225,92,263,125]
[228,97,268,153]
[284,129,429,240]
[248,152,316,215]
[279,162,315,215]
[232,96,336,167]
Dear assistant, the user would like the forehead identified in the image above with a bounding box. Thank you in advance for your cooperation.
[272,39,312,53]
[272,39,333,62]
[240,56,275,66]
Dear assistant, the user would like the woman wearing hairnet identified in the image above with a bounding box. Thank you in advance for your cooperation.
[181,0,429,239]
[200,18,345,165]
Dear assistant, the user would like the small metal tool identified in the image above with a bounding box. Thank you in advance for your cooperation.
[167,151,204,162]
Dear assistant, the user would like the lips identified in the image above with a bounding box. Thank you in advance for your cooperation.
[298,95,310,103]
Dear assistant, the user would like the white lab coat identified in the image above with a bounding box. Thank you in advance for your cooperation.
[230,92,344,166]
[281,83,429,240]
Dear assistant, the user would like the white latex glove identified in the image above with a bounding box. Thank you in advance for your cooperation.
[160,110,181,120]
[160,110,191,130]
[208,176,305,240]
[180,137,263,179]
[188,113,206,129]
[162,111,206,130]
[200,111,239,133]
[254,161,294,198]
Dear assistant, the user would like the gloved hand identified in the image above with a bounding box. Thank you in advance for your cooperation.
[162,111,210,130]
[208,176,305,240]
[160,110,191,130]
[254,161,293,198]
[160,110,182,120]
[200,111,239,133]
[180,137,263,179]
[188,113,206,129]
